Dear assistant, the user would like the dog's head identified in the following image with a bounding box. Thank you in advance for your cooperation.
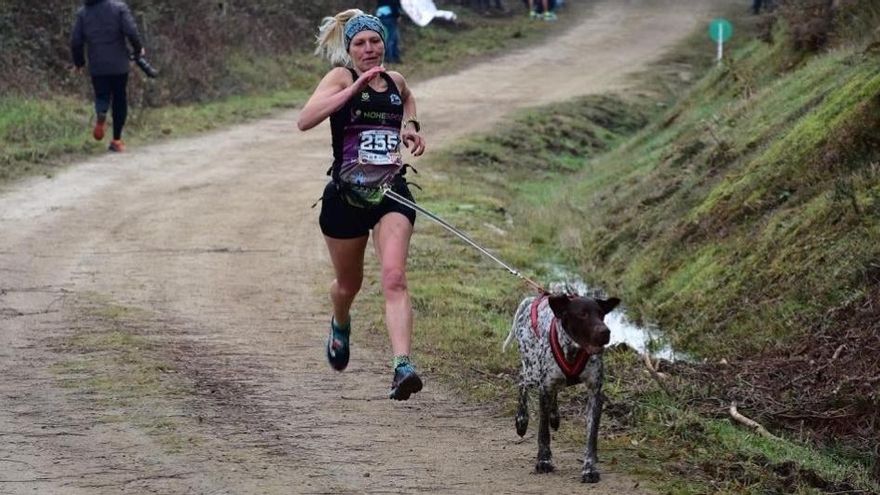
[548,293,619,354]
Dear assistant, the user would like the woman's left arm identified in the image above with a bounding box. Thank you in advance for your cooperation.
[393,72,426,157]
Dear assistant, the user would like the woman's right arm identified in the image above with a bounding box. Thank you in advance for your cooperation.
[296,68,354,131]
[297,66,386,131]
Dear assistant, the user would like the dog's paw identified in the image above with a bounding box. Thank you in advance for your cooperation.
[581,469,600,483]
[535,459,555,473]
[515,413,529,437]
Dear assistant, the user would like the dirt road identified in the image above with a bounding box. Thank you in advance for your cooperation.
[1,1,719,493]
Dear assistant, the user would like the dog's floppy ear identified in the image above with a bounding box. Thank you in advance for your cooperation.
[597,297,621,315]
[548,293,571,319]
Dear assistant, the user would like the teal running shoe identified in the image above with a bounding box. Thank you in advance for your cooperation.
[326,319,350,371]
[389,362,423,401]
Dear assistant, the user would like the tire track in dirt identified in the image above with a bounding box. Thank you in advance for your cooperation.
[1,1,722,492]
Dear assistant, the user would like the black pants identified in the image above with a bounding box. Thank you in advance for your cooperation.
[91,73,129,140]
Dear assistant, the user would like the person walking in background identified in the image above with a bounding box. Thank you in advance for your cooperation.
[297,9,426,400]
[527,0,557,21]
[376,0,403,63]
[70,0,144,153]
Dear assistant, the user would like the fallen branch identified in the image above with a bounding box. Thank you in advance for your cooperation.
[729,401,777,439]
[643,353,671,395]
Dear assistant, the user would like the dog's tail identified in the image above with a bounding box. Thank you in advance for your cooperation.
[502,297,533,352]
[502,324,515,352]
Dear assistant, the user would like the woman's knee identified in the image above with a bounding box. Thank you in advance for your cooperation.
[334,276,363,299]
[381,267,408,295]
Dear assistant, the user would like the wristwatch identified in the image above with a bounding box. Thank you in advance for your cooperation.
[404,118,421,132]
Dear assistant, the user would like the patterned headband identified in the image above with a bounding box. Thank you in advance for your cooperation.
[344,14,386,52]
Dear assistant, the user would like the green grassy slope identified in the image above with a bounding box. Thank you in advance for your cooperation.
[555,42,880,357]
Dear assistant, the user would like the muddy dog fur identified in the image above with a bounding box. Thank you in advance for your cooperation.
[503,292,620,483]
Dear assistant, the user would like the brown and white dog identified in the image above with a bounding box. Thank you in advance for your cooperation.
[503,292,620,483]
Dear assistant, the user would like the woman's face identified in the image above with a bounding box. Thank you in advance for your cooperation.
[349,30,385,71]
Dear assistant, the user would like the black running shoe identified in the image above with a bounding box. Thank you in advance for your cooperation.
[326,320,350,371]
[389,362,423,401]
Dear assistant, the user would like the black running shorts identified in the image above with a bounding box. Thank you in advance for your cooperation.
[319,177,417,239]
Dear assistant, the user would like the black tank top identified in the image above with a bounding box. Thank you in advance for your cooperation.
[330,68,405,190]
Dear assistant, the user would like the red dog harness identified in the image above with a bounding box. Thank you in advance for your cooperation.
[530,295,591,383]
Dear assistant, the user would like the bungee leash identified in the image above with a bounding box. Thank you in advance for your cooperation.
[381,185,547,294]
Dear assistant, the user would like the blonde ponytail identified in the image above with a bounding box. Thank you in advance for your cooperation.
[314,9,364,67]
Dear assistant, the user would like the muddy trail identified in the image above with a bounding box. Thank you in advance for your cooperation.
[1,1,720,493]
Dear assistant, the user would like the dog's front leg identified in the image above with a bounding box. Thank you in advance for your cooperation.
[581,366,604,483]
[549,391,560,431]
[515,383,529,436]
[535,387,555,473]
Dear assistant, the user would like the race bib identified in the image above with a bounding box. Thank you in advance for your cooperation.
[358,129,401,166]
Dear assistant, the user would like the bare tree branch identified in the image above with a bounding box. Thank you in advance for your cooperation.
[729,401,777,439]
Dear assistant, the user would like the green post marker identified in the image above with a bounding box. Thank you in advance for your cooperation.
[709,18,733,64]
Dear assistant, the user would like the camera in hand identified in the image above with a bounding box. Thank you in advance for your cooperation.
[132,55,159,78]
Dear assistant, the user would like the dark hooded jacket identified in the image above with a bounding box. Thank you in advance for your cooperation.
[70,0,143,76]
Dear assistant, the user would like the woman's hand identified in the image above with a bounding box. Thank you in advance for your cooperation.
[402,127,425,156]
[352,65,385,92]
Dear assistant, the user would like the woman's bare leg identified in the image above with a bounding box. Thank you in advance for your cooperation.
[372,212,414,356]
[324,235,369,326]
